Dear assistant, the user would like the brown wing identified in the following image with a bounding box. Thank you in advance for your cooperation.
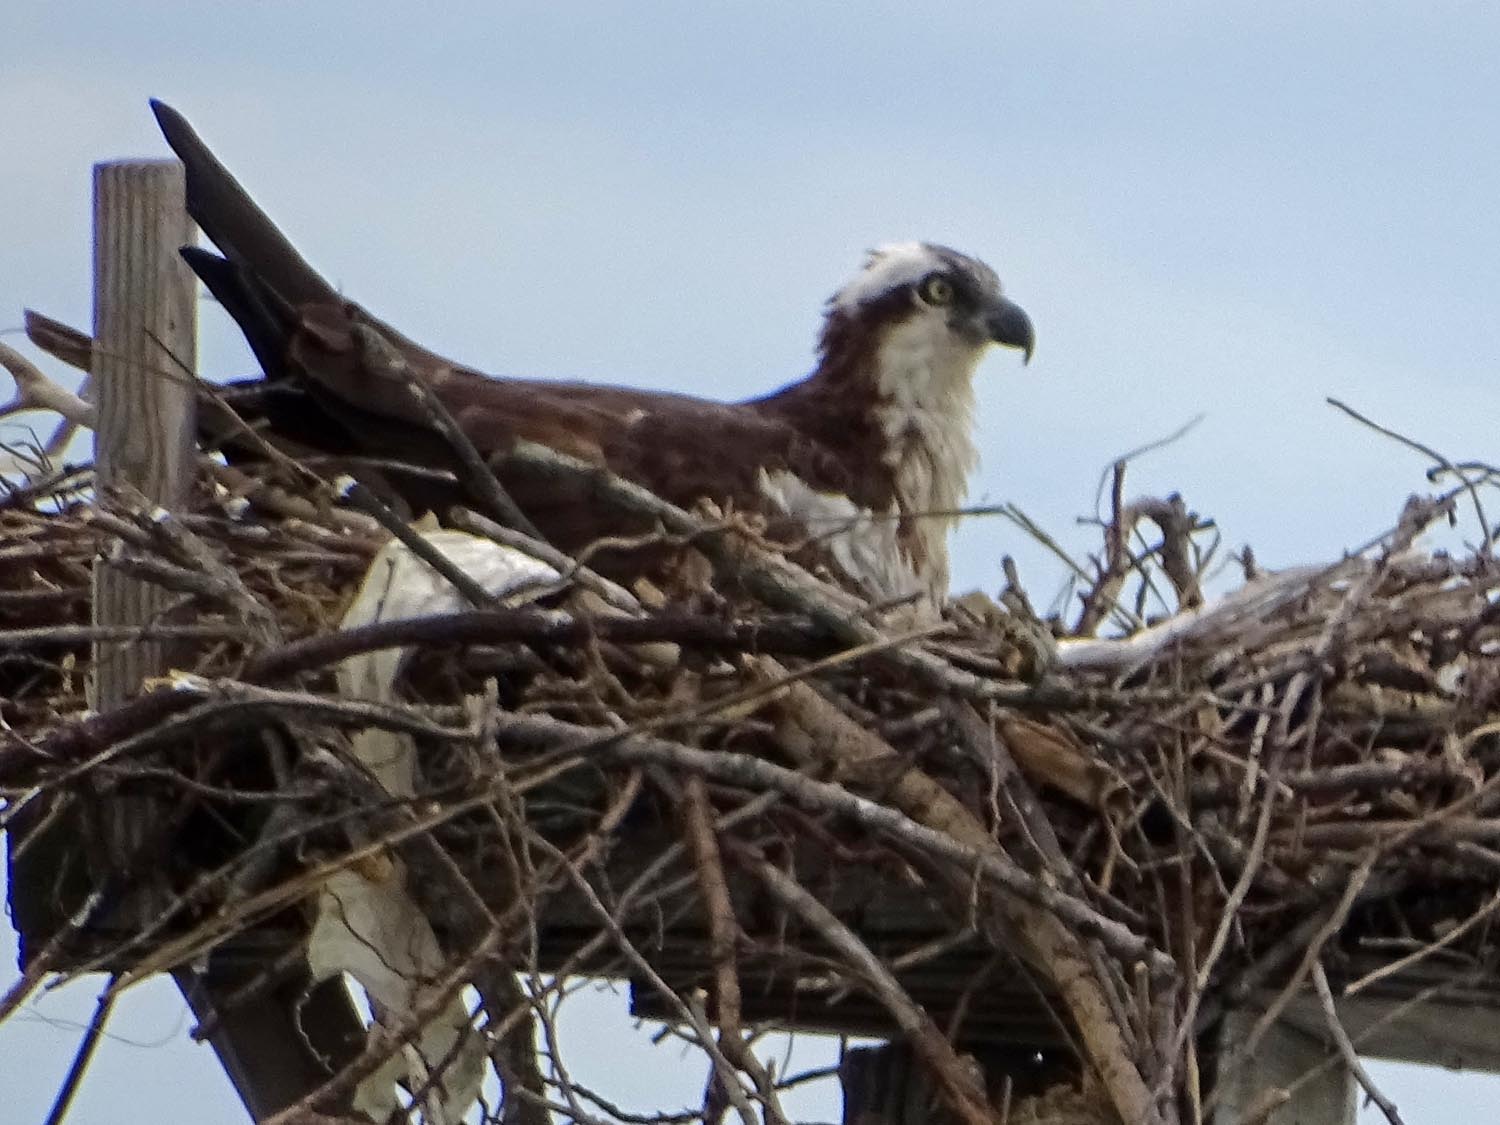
[186,254,859,559]
[157,103,866,560]
[284,291,858,542]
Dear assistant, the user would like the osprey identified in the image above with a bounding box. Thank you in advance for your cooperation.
[153,102,1034,604]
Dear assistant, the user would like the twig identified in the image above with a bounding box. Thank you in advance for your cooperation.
[1328,396,1491,553]
[0,623,244,650]
[1158,717,1283,1098]
[491,707,1171,974]
[1091,413,1206,518]
[41,976,118,1125]
[0,340,95,428]
[242,607,835,683]
[679,777,745,1056]
[1211,853,1377,1113]
[450,505,640,612]
[347,323,544,540]
[20,310,92,458]
[741,851,995,1125]
[1000,500,1142,633]
[1310,962,1405,1125]
[23,310,92,374]
[335,475,498,607]
[527,833,761,1125]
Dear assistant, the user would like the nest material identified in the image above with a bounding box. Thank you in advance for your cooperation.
[5,454,1500,1125]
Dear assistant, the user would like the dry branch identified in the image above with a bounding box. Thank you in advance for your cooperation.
[9,397,1500,1125]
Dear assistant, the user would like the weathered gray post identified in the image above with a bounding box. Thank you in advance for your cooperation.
[1212,1010,1355,1125]
[89,158,196,717]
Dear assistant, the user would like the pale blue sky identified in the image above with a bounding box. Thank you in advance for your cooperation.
[6,2,1500,1121]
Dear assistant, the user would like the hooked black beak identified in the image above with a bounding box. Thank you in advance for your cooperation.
[986,296,1035,364]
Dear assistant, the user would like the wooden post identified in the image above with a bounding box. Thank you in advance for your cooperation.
[841,1044,955,1125]
[1212,1009,1355,1125]
[840,1043,1092,1125]
[87,156,368,1122]
[90,159,197,709]
[6,163,194,964]
[85,160,197,938]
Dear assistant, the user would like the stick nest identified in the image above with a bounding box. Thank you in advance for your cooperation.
[4,449,1498,1125]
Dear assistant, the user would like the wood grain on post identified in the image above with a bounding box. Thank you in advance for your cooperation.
[90,159,196,871]
[91,159,196,703]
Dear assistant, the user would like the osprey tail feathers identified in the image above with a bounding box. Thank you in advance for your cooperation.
[155,101,457,431]
[152,99,339,310]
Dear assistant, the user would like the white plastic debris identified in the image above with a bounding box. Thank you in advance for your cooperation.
[306,529,559,1123]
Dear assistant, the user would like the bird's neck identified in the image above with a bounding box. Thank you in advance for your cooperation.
[766,310,983,599]
[863,314,982,524]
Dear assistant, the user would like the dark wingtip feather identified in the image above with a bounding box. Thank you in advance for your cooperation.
[180,247,293,381]
[149,99,183,136]
[150,100,338,309]
[151,99,217,191]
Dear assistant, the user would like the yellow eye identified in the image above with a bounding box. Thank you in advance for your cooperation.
[919,275,954,305]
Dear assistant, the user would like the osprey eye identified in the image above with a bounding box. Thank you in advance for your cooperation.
[919,275,954,306]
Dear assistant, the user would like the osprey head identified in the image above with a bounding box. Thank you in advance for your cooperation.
[790,242,1033,604]
[828,241,1034,364]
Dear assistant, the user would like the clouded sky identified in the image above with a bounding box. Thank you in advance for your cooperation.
[6,3,1500,1121]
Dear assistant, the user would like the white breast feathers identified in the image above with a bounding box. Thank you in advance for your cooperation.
[757,467,930,604]
[868,308,983,593]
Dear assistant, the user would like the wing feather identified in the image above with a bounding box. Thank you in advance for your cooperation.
[158,101,916,597]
